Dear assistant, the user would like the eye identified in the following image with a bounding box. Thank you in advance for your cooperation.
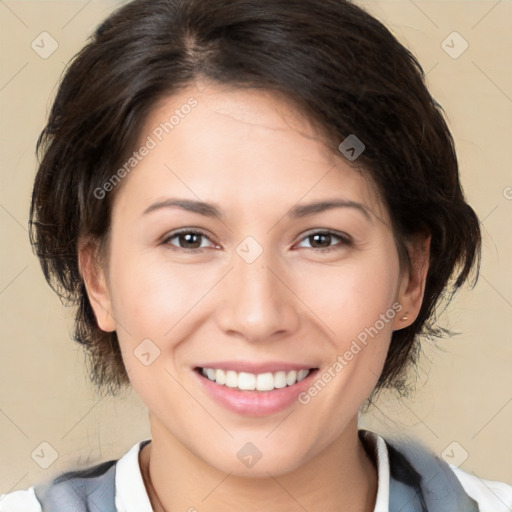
[295,230,352,252]
[162,228,352,254]
[162,229,217,252]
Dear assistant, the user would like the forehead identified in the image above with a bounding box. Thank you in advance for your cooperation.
[112,83,387,224]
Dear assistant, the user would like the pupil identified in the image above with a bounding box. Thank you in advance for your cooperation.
[311,233,330,248]
[181,233,200,248]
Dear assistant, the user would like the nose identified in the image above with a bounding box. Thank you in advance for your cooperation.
[215,249,301,343]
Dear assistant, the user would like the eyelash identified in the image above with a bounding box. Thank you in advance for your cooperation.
[161,228,352,254]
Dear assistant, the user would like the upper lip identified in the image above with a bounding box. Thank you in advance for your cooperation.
[195,361,318,374]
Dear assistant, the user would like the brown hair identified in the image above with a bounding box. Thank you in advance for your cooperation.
[29,0,481,400]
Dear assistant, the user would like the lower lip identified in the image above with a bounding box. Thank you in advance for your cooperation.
[194,368,318,416]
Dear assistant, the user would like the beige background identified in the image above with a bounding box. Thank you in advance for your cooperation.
[1,0,511,494]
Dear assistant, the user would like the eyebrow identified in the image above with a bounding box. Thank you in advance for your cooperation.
[289,199,371,220]
[142,198,223,218]
[142,198,371,221]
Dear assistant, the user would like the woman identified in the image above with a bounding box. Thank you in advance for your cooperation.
[1,0,510,510]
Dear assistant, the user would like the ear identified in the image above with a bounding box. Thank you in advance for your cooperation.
[393,231,431,331]
[78,237,116,333]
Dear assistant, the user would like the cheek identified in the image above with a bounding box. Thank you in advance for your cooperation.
[290,244,401,413]
[107,246,213,352]
[105,252,213,440]
[107,256,205,405]
[293,248,401,345]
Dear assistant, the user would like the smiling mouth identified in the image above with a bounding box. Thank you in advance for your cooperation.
[194,367,319,392]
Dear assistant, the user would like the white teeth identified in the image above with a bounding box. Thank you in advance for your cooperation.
[286,370,297,385]
[256,372,274,391]
[200,367,312,391]
[238,372,256,390]
[225,370,238,388]
[215,368,226,385]
[274,371,287,389]
[297,369,309,382]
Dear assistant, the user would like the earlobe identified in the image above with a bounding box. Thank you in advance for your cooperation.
[78,238,116,333]
[393,232,431,330]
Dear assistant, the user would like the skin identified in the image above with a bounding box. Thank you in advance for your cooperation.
[79,82,430,512]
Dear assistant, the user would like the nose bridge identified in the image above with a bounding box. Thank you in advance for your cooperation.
[215,241,299,341]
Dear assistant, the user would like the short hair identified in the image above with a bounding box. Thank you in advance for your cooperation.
[29,0,481,399]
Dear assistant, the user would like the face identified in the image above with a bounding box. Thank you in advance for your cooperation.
[82,83,427,477]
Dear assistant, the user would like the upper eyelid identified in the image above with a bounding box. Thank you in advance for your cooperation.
[299,228,351,240]
[295,230,352,249]
[162,228,215,245]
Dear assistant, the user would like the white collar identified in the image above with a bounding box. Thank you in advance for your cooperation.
[114,430,390,512]
[114,440,153,512]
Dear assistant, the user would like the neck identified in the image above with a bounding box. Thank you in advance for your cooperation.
[139,415,378,512]
[139,415,377,512]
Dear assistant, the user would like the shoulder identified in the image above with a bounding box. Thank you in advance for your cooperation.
[0,487,42,512]
[0,459,117,512]
[449,465,512,512]
[370,429,512,512]
[0,440,148,512]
